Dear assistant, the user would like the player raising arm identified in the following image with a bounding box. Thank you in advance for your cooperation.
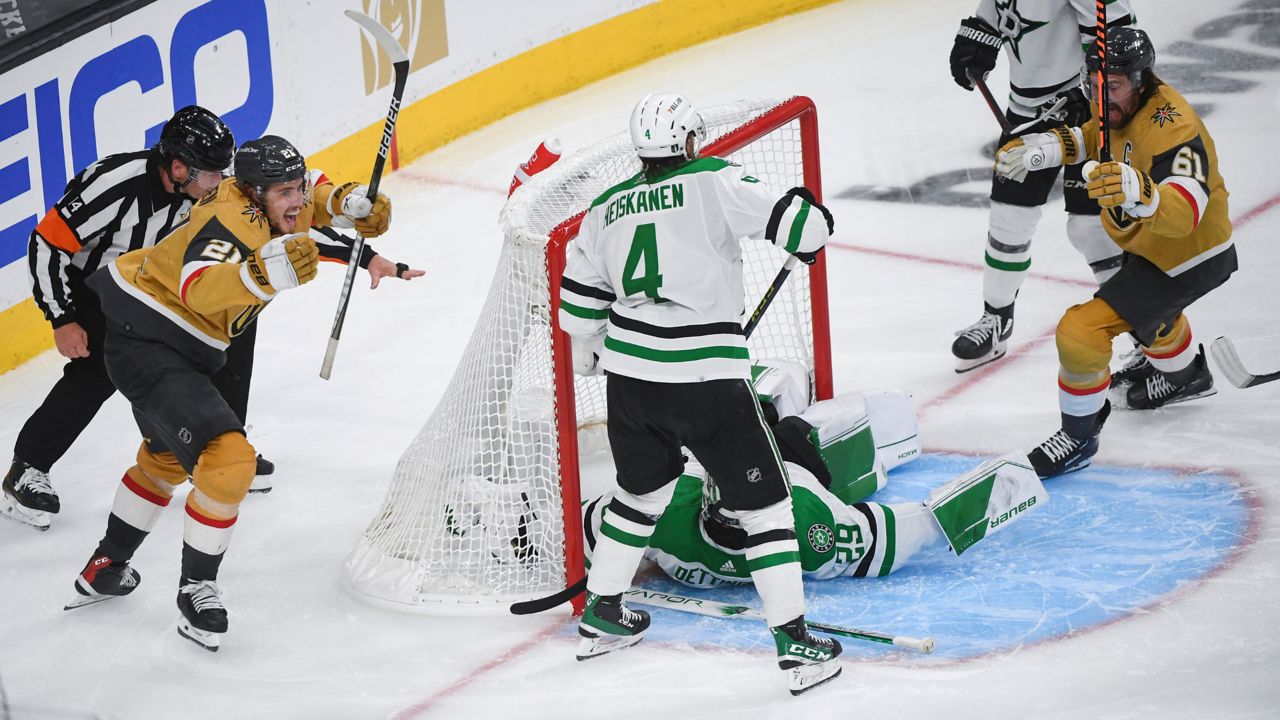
[948,0,1134,372]
[559,93,838,695]
[67,136,396,652]
[994,28,1236,478]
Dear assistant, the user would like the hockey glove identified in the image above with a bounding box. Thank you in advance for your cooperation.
[330,182,393,237]
[769,187,832,266]
[995,127,1083,183]
[1054,87,1092,127]
[950,17,1001,90]
[1085,161,1159,217]
[240,233,319,301]
[571,334,604,376]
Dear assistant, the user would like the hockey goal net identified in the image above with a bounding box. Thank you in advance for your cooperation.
[344,96,831,613]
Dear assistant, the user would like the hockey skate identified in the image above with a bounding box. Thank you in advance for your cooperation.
[249,454,274,494]
[65,555,141,610]
[1028,401,1111,479]
[1126,345,1216,410]
[952,303,1014,373]
[2,459,59,531]
[177,580,229,652]
[576,592,650,661]
[771,617,842,696]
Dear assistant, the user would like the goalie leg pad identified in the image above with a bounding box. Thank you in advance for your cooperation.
[798,395,882,504]
[928,454,1047,556]
[863,390,921,471]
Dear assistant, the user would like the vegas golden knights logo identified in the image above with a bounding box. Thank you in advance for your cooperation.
[360,0,449,95]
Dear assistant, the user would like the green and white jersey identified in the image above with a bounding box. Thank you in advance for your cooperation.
[558,156,828,383]
[584,462,940,589]
[972,0,1135,116]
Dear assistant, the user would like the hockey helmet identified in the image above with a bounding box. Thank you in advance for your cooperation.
[233,135,307,189]
[630,93,706,159]
[158,106,235,173]
[1083,27,1155,97]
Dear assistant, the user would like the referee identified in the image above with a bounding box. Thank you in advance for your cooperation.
[2,106,250,530]
[2,107,425,531]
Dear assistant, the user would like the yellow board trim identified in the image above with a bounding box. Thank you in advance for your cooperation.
[0,298,52,374]
[309,0,838,181]
[2,0,836,374]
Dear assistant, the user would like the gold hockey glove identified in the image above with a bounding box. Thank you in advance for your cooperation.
[1085,161,1159,216]
[240,233,319,301]
[330,182,393,237]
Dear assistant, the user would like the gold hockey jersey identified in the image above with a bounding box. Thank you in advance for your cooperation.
[1080,83,1232,277]
[89,173,342,370]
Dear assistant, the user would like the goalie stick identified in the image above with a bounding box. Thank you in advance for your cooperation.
[1210,336,1280,388]
[319,10,410,379]
[622,588,935,654]
[510,252,811,615]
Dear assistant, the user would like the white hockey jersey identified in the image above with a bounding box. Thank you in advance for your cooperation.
[974,0,1135,115]
[559,156,828,383]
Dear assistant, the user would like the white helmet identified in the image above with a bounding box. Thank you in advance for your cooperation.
[629,93,706,159]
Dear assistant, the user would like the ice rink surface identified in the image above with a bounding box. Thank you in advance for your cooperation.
[2,0,1279,717]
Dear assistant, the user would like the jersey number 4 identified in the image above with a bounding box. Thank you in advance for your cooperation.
[622,223,667,303]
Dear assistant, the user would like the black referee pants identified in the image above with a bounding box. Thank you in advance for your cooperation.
[13,283,257,473]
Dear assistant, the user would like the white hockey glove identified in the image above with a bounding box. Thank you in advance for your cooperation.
[330,182,393,236]
[1083,160,1160,218]
[240,233,318,300]
[995,126,1083,183]
[572,334,604,376]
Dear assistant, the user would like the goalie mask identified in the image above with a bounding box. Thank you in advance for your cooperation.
[630,93,707,160]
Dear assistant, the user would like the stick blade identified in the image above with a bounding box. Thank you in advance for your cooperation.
[319,337,340,380]
[1210,336,1257,389]
[344,10,411,64]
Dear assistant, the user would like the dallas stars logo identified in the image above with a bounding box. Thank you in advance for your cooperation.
[807,524,835,553]
[241,204,266,227]
[993,0,1048,62]
[1151,103,1181,128]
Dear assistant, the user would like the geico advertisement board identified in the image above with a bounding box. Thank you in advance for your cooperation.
[0,0,652,311]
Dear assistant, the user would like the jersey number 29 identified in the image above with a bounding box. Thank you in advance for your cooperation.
[622,223,667,303]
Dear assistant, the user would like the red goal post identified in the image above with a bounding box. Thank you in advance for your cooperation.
[343,96,831,615]
[547,96,832,610]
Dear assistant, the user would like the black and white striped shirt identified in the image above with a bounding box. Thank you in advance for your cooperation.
[29,150,191,328]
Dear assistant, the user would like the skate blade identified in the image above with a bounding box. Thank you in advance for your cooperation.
[954,346,1007,374]
[1,496,51,531]
[788,660,842,696]
[178,620,222,652]
[1162,387,1217,407]
[575,632,644,661]
[64,592,114,611]
[247,479,273,494]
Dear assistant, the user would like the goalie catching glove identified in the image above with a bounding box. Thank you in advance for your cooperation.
[239,233,319,300]
[1083,160,1159,217]
[995,126,1084,183]
[329,182,393,236]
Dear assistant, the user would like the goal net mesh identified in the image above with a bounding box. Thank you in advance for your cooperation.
[344,97,821,613]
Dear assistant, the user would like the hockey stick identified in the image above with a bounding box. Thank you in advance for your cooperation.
[1095,0,1111,161]
[512,253,808,615]
[743,255,800,337]
[622,588,936,654]
[971,74,1012,135]
[972,74,1068,138]
[319,10,410,380]
[1210,336,1280,388]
